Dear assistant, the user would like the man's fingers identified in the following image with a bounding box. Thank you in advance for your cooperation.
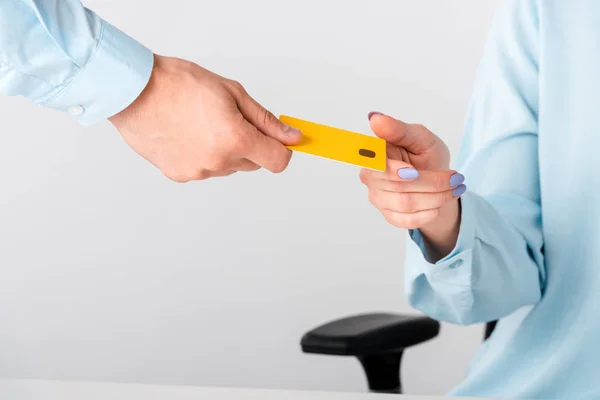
[368,188,458,213]
[164,169,236,183]
[209,170,237,178]
[230,159,261,172]
[369,113,439,155]
[233,86,302,146]
[241,120,293,173]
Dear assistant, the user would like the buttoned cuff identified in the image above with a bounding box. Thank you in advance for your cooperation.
[42,19,154,126]
[405,192,477,284]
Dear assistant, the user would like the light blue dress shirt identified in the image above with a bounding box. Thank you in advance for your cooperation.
[406,0,600,398]
[0,0,153,125]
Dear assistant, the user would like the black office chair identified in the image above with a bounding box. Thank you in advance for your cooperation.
[300,313,497,394]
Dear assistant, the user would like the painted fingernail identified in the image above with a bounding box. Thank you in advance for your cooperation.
[450,173,465,187]
[452,184,467,197]
[283,124,302,138]
[398,168,419,180]
[368,111,384,121]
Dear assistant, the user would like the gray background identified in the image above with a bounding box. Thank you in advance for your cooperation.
[0,0,499,395]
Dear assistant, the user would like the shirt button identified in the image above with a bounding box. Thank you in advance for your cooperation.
[67,105,85,116]
[449,259,464,269]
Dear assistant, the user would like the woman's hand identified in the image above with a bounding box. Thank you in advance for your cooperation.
[360,112,466,260]
[360,159,465,229]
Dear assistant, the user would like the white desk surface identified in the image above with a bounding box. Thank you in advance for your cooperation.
[0,379,489,400]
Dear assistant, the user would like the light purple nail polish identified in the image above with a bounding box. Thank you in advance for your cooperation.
[452,184,467,197]
[450,173,465,187]
[398,168,419,180]
[368,111,384,121]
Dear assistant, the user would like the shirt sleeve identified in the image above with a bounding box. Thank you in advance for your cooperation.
[403,0,546,326]
[0,0,154,125]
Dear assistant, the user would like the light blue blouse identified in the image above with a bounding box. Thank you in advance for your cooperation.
[406,0,600,398]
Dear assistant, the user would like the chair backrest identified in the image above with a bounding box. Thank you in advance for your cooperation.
[484,321,497,340]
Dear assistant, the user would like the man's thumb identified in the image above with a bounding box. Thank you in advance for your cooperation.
[368,112,438,155]
[236,91,302,146]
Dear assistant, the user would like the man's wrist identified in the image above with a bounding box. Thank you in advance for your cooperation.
[109,54,164,130]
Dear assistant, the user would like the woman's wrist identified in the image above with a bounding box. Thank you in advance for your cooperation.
[418,199,462,263]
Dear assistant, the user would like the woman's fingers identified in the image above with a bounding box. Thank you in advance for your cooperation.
[368,187,462,213]
[359,158,416,181]
[360,161,467,230]
[360,168,465,193]
[380,208,441,230]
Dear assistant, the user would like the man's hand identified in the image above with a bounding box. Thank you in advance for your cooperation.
[360,112,466,261]
[109,55,302,182]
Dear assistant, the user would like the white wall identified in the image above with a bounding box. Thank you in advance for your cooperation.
[0,0,499,395]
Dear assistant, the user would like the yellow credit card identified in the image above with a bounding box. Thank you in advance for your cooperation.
[279,115,386,171]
